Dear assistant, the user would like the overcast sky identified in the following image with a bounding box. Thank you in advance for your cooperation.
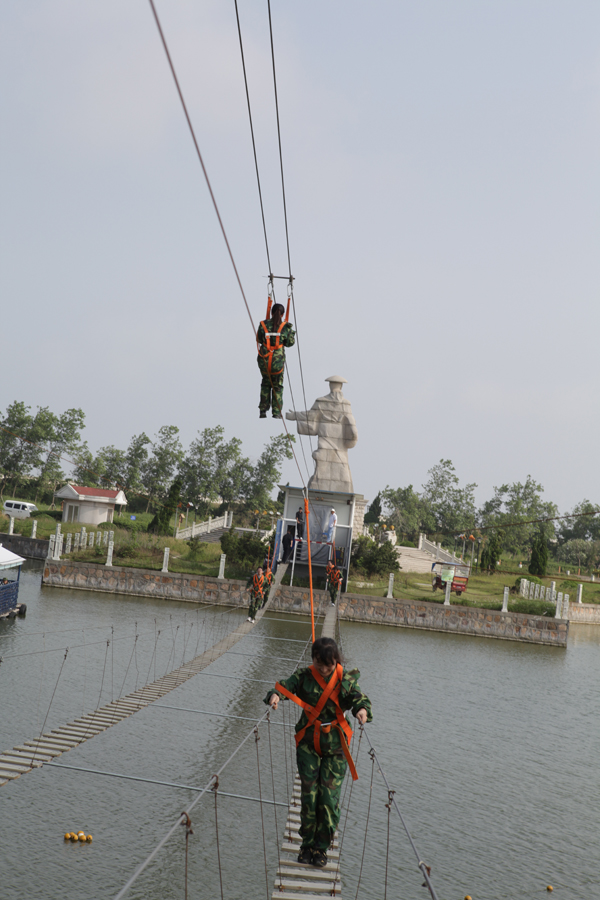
[2,1,599,511]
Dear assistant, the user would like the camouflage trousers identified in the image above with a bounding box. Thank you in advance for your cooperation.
[259,371,284,416]
[297,742,347,851]
[328,582,339,604]
[248,593,262,619]
[262,587,270,608]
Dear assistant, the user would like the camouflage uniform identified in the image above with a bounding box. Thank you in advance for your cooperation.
[246,572,264,619]
[326,563,342,604]
[256,318,296,416]
[265,667,372,851]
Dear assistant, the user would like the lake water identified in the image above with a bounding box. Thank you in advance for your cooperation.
[0,561,598,899]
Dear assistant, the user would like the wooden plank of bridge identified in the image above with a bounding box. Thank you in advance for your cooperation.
[0,580,290,788]
[271,596,342,899]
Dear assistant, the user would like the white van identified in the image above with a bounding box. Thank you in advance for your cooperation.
[3,501,38,519]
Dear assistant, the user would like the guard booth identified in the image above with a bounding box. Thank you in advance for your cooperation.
[274,485,367,589]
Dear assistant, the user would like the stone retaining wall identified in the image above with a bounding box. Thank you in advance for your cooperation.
[41,561,567,646]
[0,532,49,560]
[566,603,600,625]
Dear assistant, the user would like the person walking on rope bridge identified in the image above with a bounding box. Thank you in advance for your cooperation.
[257,301,295,418]
[246,566,264,622]
[326,560,342,605]
[262,563,273,608]
[266,637,372,868]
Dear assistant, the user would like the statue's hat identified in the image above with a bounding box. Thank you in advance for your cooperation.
[325,375,347,384]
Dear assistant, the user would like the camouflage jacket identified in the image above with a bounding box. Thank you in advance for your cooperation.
[264,666,372,755]
[246,573,264,599]
[256,318,296,374]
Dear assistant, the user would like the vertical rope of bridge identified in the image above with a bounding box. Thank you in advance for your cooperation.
[145,629,160,685]
[181,813,193,900]
[36,648,69,750]
[111,625,114,702]
[119,634,139,697]
[383,790,394,900]
[354,749,376,900]
[266,712,284,889]
[281,700,290,800]
[82,628,87,716]
[334,723,363,889]
[134,622,140,690]
[254,726,271,900]
[213,781,225,900]
[34,633,46,741]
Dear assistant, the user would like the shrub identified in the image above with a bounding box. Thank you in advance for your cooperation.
[220,528,268,569]
[559,580,578,594]
[508,600,556,616]
[529,531,548,577]
[351,535,400,577]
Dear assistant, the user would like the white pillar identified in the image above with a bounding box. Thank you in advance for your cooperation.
[502,586,509,613]
[56,523,61,536]
[218,553,226,579]
[74,532,80,551]
[162,546,170,573]
[386,572,395,599]
[103,530,108,546]
[534,583,540,600]
[550,581,556,593]
[47,535,55,559]
[105,541,114,567]
[562,594,570,619]
[520,578,527,597]
[444,578,452,606]
[65,533,72,553]
[555,592,563,618]
[577,584,583,604]
[109,530,114,544]
[8,517,14,535]
[31,519,37,539]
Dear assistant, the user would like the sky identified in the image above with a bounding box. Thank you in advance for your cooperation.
[2,0,599,512]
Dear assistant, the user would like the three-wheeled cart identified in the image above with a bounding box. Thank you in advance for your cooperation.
[431,561,470,597]
[0,544,26,619]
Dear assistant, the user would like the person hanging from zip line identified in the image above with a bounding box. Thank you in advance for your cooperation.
[246,566,264,623]
[256,297,295,419]
[266,637,372,869]
[325,559,342,605]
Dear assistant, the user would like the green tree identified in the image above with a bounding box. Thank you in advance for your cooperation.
[141,426,184,512]
[148,477,182,535]
[71,443,106,487]
[123,433,151,494]
[220,528,269,570]
[422,460,477,535]
[364,493,382,525]
[479,476,556,556]
[558,500,600,544]
[480,531,503,573]
[243,435,295,509]
[350,535,401,578]
[529,530,548,577]
[381,484,435,537]
[179,426,247,516]
[36,407,85,502]
[0,402,45,498]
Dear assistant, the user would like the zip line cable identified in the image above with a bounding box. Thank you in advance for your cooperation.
[147,0,255,335]
[233,0,272,276]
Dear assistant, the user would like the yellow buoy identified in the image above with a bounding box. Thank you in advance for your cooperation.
[77,831,85,837]
[86,835,93,843]
[70,834,78,842]
[78,834,87,842]
[546,888,553,893]
[64,833,71,841]
[465,895,472,900]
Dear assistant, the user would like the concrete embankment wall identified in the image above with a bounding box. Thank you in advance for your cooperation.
[42,561,567,646]
[0,532,49,560]
[567,603,600,624]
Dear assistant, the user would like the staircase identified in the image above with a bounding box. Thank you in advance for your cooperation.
[395,535,464,574]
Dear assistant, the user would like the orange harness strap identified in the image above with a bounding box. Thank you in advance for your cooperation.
[275,664,358,781]
[257,320,286,376]
[253,574,264,595]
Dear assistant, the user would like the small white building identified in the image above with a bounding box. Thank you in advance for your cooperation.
[54,484,127,526]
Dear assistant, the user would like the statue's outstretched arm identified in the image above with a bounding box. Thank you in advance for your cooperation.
[342,415,358,448]
[287,409,320,436]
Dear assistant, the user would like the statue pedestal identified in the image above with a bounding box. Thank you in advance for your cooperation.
[275,485,367,585]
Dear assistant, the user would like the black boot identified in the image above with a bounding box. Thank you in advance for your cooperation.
[297,846,312,865]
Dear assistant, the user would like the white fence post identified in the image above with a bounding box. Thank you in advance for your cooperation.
[162,547,170,573]
[8,517,14,535]
[65,533,72,553]
[103,530,108,547]
[218,553,226,579]
[31,519,37,539]
[105,541,114,567]
[47,535,55,559]
[555,592,563,618]
[109,530,114,544]
[386,573,395,599]
[520,578,527,597]
[502,586,509,613]
[89,532,95,549]
[577,584,583,604]
[74,533,80,551]
[562,594,570,619]
[444,579,452,606]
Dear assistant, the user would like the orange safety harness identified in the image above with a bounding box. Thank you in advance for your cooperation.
[326,562,342,588]
[252,573,264,596]
[275,663,358,780]
[257,296,291,376]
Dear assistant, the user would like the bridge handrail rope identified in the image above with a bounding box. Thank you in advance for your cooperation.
[112,626,317,899]
[361,728,441,900]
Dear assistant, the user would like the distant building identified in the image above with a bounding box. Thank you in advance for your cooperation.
[54,484,127,526]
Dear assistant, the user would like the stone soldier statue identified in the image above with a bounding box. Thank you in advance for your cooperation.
[286,376,357,493]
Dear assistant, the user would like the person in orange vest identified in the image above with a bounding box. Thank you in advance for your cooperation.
[266,637,372,868]
[246,566,264,623]
[262,564,273,608]
[257,302,295,418]
[325,560,342,605]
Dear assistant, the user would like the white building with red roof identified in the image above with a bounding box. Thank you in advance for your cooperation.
[54,484,127,525]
